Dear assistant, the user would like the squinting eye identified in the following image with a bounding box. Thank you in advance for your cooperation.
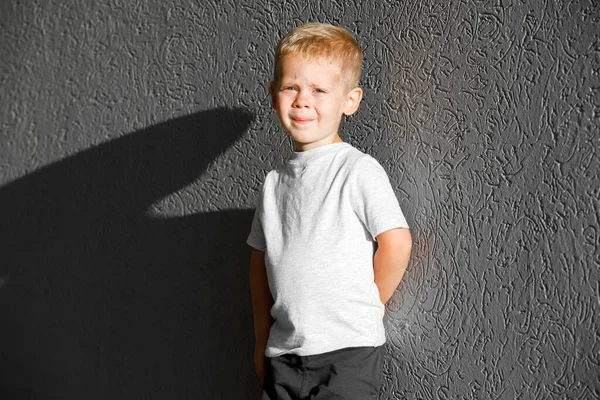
[283,87,296,91]
[314,88,326,93]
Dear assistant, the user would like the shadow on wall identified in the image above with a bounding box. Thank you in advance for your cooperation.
[0,108,262,399]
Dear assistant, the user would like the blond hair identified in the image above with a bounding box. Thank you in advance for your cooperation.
[273,23,363,90]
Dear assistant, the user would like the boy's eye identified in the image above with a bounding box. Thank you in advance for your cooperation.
[282,86,296,91]
[314,88,326,93]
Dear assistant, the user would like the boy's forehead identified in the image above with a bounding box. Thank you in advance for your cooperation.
[279,55,343,86]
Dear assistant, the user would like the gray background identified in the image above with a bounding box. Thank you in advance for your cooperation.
[1,0,598,399]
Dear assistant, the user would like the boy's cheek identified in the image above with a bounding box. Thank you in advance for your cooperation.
[275,96,292,110]
[271,95,282,110]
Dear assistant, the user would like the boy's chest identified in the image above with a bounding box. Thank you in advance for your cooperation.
[272,165,352,217]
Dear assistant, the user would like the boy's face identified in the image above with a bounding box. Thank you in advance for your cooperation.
[270,53,362,152]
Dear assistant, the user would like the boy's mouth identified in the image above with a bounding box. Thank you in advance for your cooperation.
[291,117,313,124]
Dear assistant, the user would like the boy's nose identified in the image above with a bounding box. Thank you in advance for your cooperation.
[292,91,310,108]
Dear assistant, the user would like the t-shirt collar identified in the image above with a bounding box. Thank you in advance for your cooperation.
[288,142,350,165]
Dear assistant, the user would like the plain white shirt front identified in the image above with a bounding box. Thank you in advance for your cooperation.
[247,142,409,357]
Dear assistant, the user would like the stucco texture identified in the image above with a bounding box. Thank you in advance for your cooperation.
[1,0,598,399]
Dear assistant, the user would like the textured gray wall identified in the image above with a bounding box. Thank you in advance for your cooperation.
[1,1,598,399]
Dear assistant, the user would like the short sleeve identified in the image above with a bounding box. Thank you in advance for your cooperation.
[351,156,409,241]
[246,184,267,251]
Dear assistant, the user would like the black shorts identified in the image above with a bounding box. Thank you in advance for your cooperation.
[261,345,384,400]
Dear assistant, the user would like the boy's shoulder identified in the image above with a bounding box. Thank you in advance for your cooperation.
[256,145,392,203]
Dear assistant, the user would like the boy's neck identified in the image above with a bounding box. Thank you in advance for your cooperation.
[294,133,344,152]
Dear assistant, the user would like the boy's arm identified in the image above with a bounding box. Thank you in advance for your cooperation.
[249,248,274,379]
[373,227,413,304]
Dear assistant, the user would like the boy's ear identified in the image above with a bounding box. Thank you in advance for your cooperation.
[343,87,363,116]
[269,81,277,110]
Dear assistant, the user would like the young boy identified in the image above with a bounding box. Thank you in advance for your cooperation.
[247,23,412,399]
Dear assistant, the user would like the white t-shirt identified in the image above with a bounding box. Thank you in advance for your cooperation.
[247,142,409,357]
